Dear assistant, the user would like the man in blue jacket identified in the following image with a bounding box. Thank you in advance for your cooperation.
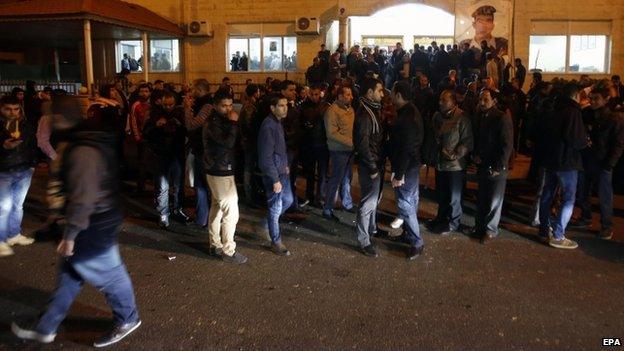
[258,95,293,256]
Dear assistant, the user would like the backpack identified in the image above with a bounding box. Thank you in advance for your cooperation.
[129,58,139,71]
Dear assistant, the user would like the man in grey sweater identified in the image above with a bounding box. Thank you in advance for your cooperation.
[322,85,356,222]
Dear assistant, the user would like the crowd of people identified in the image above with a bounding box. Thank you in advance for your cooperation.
[2,41,624,345]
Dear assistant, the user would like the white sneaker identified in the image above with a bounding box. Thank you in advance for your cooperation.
[0,242,14,257]
[11,322,56,343]
[390,218,404,229]
[7,234,35,246]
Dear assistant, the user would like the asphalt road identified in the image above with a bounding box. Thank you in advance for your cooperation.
[1,166,623,350]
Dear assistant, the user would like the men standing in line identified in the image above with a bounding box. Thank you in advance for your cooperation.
[203,90,248,264]
[353,78,385,257]
[473,89,514,244]
[142,91,190,229]
[322,85,356,221]
[389,81,425,260]
[258,95,293,256]
[0,95,36,257]
[429,90,473,235]
[129,83,151,193]
[538,83,588,249]
[184,79,213,228]
[572,80,624,240]
[299,84,329,207]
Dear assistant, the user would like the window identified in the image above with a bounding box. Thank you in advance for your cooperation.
[150,39,180,72]
[228,36,297,72]
[529,20,611,74]
[569,35,607,73]
[117,40,143,72]
[528,36,567,73]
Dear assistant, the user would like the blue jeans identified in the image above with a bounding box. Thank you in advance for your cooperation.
[35,211,139,335]
[0,168,34,242]
[154,157,184,217]
[356,166,381,247]
[578,162,613,230]
[323,151,353,214]
[263,174,293,244]
[193,154,210,226]
[539,170,578,240]
[394,166,423,248]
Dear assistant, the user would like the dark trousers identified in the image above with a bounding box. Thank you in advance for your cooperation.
[475,169,508,236]
[136,142,146,191]
[287,150,299,209]
[435,170,464,230]
[578,162,613,230]
[193,153,211,227]
[302,145,329,203]
[356,166,381,248]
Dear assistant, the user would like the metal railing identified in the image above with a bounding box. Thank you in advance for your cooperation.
[0,81,82,95]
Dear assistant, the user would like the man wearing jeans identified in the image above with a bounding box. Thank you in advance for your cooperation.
[539,83,588,249]
[12,95,140,347]
[203,91,247,264]
[323,85,355,222]
[473,89,514,244]
[572,80,624,240]
[143,91,189,229]
[0,95,36,257]
[353,78,385,257]
[389,81,425,260]
[258,95,293,256]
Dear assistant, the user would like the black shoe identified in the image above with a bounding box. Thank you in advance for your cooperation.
[342,206,357,214]
[389,231,410,243]
[208,247,222,257]
[172,209,192,225]
[287,207,306,215]
[93,320,142,348]
[569,218,590,228]
[372,228,389,238]
[271,242,291,256]
[158,216,170,229]
[322,212,341,223]
[222,251,248,264]
[407,246,424,260]
[434,225,456,236]
[480,232,497,244]
[361,244,379,258]
[299,199,311,207]
[425,218,441,231]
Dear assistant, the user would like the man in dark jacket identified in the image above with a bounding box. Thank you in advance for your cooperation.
[389,81,425,260]
[143,91,190,229]
[573,80,624,240]
[353,78,385,257]
[0,95,36,257]
[202,90,247,264]
[258,95,293,256]
[12,95,140,347]
[473,89,514,244]
[430,90,473,235]
[299,85,329,206]
[538,83,588,249]
[184,79,213,227]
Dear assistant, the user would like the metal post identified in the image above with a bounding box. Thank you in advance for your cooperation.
[83,19,94,94]
[142,31,149,82]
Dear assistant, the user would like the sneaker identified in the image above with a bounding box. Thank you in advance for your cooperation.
[598,228,613,240]
[171,209,192,225]
[222,251,248,264]
[322,212,340,223]
[390,218,404,229]
[299,199,311,207]
[271,242,291,256]
[361,244,379,258]
[209,247,223,257]
[0,242,15,257]
[11,322,56,343]
[549,237,578,250]
[6,234,35,246]
[93,320,142,348]
[158,215,170,229]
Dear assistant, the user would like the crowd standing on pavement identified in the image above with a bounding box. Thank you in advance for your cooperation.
[2,39,624,346]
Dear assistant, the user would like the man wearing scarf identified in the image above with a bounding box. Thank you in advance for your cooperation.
[353,78,385,257]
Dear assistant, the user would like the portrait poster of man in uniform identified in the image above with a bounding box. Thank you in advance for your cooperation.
[456,2,511,58]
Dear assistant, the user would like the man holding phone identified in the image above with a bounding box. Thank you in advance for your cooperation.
[0,95,36,257]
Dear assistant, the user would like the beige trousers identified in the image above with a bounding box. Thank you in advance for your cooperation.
[206,175,239,256]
